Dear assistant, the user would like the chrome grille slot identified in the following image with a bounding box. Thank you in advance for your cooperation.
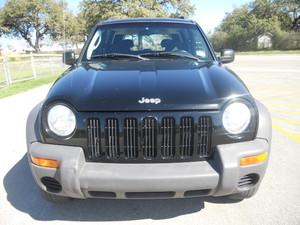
[197,116,212,157]
[161,117,175,158]
[87,118,101,158]
[142,117,157,159]
[124,118,138,159]
[105,118,120,158]
[179,117,194,157]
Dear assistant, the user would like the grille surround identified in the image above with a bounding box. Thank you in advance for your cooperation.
[86,113,213,163]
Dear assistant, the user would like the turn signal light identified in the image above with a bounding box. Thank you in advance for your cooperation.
[240,152,268,166]
[31,156,59,168]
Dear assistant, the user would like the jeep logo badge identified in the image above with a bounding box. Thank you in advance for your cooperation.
[138,97,161,104]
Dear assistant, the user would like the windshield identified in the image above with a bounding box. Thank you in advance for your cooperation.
[82,22,213,62]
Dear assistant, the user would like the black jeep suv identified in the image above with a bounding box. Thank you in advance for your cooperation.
[26,18,271,202]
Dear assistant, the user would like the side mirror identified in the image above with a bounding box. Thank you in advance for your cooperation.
[220,49,235,64]
[63,50,75,65]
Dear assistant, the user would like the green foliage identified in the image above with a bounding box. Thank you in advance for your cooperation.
[274,0,300,30]
[209,31,229,51]
[0,0,195,51]
[50,3,85,48]
[0,0,64,52]
[79,0,195,33]
[273,30,300,50]
[210,0,300,51]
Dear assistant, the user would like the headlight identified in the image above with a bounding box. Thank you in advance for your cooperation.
[222,102,251,134]
[47,104,76,137]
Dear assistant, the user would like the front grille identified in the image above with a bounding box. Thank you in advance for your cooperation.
[87,115,212,163]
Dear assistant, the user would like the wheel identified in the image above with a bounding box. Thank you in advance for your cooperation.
[40,189,71,203]
[228,186,259,200]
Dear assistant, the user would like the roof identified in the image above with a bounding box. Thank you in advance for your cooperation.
[97,18,196,26]
[258,32,273,38]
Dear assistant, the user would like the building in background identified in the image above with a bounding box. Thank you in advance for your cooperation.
[257,33,273,49]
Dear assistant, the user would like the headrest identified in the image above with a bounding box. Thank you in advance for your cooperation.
[161,39,172,48]
[122,39,134,48]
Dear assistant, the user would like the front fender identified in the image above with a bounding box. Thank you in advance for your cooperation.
[26,102,43,150]
[255,100,272,143]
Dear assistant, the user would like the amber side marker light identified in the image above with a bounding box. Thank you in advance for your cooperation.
[240,152,268,166]
[31,156,59,168]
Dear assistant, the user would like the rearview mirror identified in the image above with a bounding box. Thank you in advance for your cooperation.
[63,50,75,65]
[220,49,235,64]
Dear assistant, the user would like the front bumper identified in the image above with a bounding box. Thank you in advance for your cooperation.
[28,138,270,199]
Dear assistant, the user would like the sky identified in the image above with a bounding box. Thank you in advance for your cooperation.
[66,0,250,33]
[0,0,250,49]
[191,0,249,33]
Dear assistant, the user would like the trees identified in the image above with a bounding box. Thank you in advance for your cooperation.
[79,0,195,34]
[0,0,194,52]
[275,0,300,30]
[210,0,300,51]
[49,2,85,50]
[0,0,85,52]
[0,0,65,52]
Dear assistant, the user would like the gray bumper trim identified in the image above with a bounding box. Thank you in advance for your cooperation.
[28,138,269,199]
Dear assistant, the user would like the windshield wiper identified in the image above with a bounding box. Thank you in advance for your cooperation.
[90,53,147,61]
[140,52,204,62]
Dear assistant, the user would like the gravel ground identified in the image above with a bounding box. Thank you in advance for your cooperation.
[0,55,300,225]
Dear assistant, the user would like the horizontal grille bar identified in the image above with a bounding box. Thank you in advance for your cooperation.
[86,115,213,162]
[238,174,259,187]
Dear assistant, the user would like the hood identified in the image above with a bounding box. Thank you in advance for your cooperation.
[46,60,251,111]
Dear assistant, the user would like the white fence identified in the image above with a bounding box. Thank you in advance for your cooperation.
[0,53,67,88]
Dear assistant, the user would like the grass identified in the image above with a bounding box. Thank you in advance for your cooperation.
[236,50,300,55]
[0,55,67,99]
[0,74,58,99]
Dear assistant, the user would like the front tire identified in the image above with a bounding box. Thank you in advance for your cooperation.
[40,189,71,203]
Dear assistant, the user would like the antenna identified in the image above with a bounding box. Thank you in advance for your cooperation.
[62,0,66,51]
